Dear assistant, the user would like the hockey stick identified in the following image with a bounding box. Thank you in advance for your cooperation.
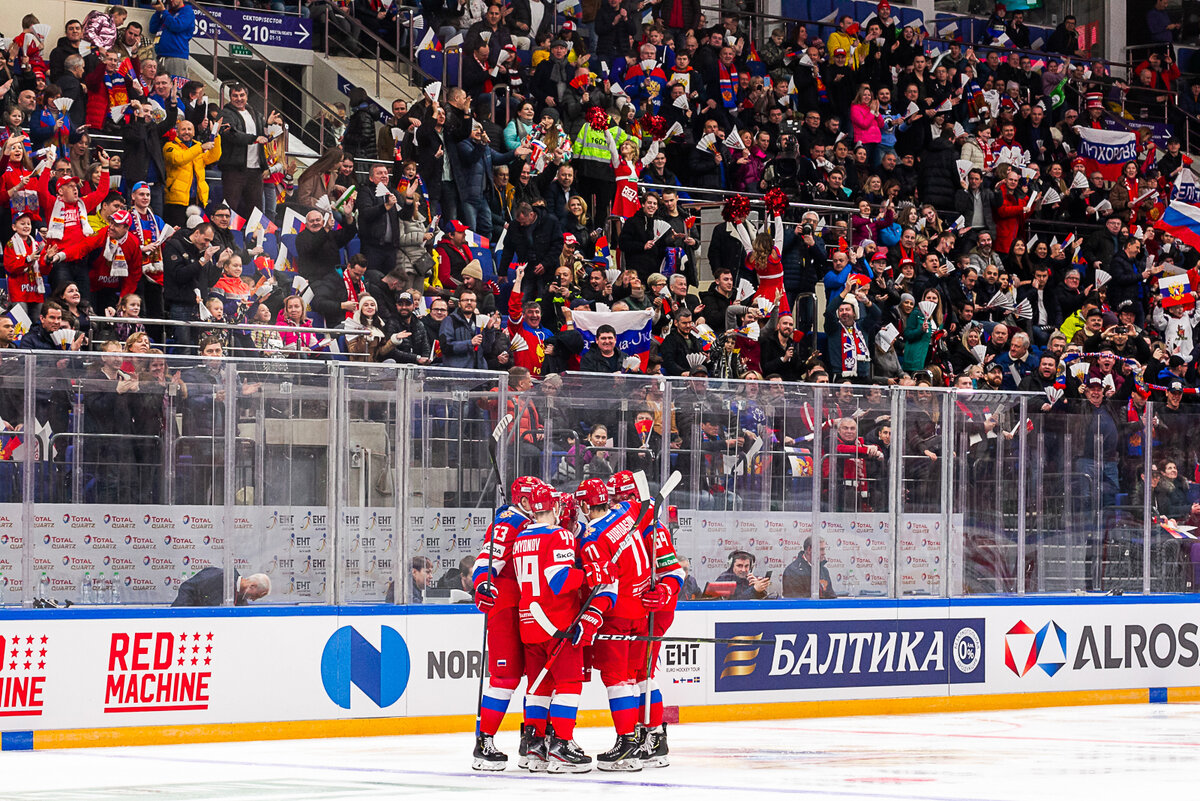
[527,583,605,695]
[637,469,681,727]
[473,413,515,735]
[475,412,515,510]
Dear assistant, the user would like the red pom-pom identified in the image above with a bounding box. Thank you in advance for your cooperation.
[722,195,751,222]
[586,106,609,130]
[639,114,666,139]
[764,188,789,218]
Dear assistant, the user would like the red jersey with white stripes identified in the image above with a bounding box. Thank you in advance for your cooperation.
[580,502,651,620]
[471,504,529,612]
[512,522,585,643]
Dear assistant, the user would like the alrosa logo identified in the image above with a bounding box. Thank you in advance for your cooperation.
[1005,620,1068,677]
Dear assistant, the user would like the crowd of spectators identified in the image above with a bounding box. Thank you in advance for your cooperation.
[1,1,1200,539]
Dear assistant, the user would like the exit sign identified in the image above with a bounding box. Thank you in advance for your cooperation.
[229,43,253,57]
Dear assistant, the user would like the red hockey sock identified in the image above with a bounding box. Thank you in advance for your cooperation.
[478,678,519,736]
[525,695,550,737]
[637,680,664,728]
[549,682,582,740]
[606,683,639,736]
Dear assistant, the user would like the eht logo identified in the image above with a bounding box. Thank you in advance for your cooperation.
[1004,620,1068,677]
[320,626,410,709]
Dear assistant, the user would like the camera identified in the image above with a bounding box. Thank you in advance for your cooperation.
[801,223,814,236]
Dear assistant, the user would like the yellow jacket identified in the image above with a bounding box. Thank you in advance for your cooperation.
[826,31,864,69]
[163,136,223,207]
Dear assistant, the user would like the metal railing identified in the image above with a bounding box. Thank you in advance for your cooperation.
[1,354,1194,610]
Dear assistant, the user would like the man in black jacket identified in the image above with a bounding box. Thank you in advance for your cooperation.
[579,325,625,372]
[171,568,271,606]
[698,267,735,334]
[1018,265,1061,346]
[541,164,574,226]
[162,223,217,352]
[121,97,178,216]
[48,20,84,82]
[295,208,358,284]
[357,164,402,274]
[312,254,368,324]
[217,84,281,217]
[1081,216,1124,274]
[1108,236,1151,325]
[58,56,88,131]
[499,203,562,291]
[658,309,707,376]
[918,129,961,212]
[760,314,808,381]
[386,292,432,364]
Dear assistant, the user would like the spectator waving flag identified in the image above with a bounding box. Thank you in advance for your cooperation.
[3,305,31,338]
[572,308,654,370]
[1155,199,1200,249]
[246,207,278,236]
[1075,127,1138,182]
[1172,170,1200,204]
[593,234,614,270]
[1159,272,1194,310]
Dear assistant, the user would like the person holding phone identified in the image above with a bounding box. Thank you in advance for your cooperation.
[715,550,769,599]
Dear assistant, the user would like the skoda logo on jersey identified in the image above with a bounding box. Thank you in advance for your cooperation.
[1004,620,1068,677]
[320,625,411,709]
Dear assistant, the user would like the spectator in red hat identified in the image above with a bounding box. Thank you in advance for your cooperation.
[52,207,143,311]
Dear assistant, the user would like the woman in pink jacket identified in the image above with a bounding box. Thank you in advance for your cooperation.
[850,86,884,168]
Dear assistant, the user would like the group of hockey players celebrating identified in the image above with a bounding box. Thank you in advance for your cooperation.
[470,469,683,774]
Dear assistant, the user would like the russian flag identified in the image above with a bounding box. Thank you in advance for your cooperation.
[1155,199,1200,250]
[1075,127,1138,182]
[4,304,31,338]
[572,308,654,369]
[593,234,613,269]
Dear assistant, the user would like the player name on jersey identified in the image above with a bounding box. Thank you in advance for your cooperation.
[104,631,215,713]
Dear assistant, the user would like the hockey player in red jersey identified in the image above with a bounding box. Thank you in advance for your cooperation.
[635,503,685,767]
[512,483,594,773]
[604,470,682,767]
[575,477,651,771]
[470,475,541,771]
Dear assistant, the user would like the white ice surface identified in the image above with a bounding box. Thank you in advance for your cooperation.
[4,704,1198,800]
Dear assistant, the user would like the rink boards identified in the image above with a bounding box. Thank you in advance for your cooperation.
[1,596,1199,749]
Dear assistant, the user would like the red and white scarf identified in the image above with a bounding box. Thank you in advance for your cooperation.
[46,198,92,241]
[9,233,44,294]
[103,232,131,278]
[341,269,362,319]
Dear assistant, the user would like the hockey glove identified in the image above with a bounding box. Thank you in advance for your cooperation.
[473,580,499,613]
[584,560,616,587]
[641,582,674,611]
[570,606,604,647]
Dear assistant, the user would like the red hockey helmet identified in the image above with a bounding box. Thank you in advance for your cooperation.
[556,492,579,529]
[510,475,545,507]
[526,483,558,514]
[610,470,639,502]
[575,478,609,507]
